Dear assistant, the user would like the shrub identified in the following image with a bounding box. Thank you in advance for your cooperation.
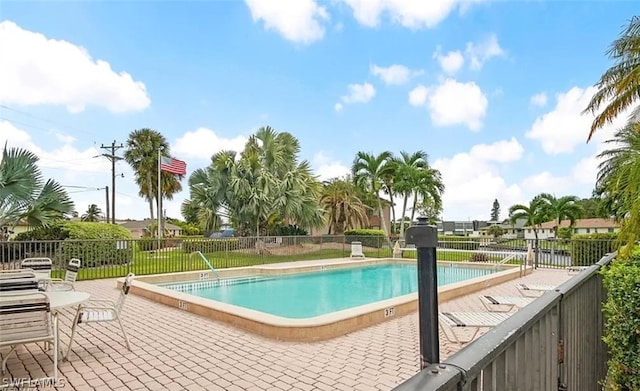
[270,224,308,236]
[571,233,618,266]
[602,255,640,390]
[469,253,490,262]
[345,229,385,248]
[438,235,480,250]
[57,222,133,268]
[557,227,573,239]
[181,238,241,253]
[137,237,167,251]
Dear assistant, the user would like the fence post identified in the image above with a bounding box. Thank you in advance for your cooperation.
[405,217,439,368]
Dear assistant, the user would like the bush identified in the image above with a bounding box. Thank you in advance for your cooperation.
[137,237,167,251]
[557,227,573,239]
[571,233,618,266]
[57,222,133,268]
[345,229,385,248]
[270,224,308,236]
[181,238,241,253]
[438,235,480,250]
[602,256,640,390]
[469,253,490,262]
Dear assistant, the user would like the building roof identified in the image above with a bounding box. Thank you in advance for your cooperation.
[479,218,528,230]
[118,219,182,231]
[530,218,618,229]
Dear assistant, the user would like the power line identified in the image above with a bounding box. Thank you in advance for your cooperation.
[0,104,97,138]
[100,140,125,224]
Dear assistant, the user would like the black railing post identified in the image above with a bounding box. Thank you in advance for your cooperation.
[405,217,439,368]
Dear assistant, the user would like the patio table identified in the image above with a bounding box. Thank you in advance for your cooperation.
[44,291,90,359]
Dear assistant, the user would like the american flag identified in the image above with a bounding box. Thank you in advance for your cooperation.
[160,156,187,175]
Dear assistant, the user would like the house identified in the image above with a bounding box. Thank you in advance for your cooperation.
[478,218,528,239]
[118,219,183,238]
[437,221,476,236]
[524,218,619,240]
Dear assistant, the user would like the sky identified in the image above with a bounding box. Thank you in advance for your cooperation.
[0,0,637,223]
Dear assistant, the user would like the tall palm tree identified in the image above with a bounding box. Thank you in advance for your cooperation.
[409,167,444,224]
[392,150,435,237]
[352,151,393,237]
[538,193,583,236]
[320,177,370,235]
[0,145,74,229]
[380,157,398,234]
[596,121,640,254]
[81,204,103,222]
[509,196,549,267]
[583,16,640,141]
[123,128,183,220]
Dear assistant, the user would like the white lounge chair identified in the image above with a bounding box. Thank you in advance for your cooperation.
[567,265,590,275]
[440,311,511,344]
[0,271,39,292]
[65,273,135,360]
[350,241,365,259]
[516,283,556,297]
[0,292,59,380]
[48,258,81,292]
[479,295,536,312]
[21,257,53,290]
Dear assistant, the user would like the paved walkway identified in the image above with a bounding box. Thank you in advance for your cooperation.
[1,268,572,391]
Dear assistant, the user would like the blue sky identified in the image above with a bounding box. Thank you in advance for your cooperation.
[0,1,637,223]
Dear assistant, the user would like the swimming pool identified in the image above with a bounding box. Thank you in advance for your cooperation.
[161,263,497,318]
[129,258,527,341]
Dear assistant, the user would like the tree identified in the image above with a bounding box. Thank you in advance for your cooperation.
[123,128,183,220]
[538,193,583,236]
[596,121,640,255]
[409,167,444,225]
[0,145,74,229]
[487,224,504,238]
[81,204,102,222]
[509,196,548,267]
[352,151,393,238]
[319,177,369,235]
[583,16,640,141]
[412,196,442,225]
[491,199,501,221]
[576,197,609,218]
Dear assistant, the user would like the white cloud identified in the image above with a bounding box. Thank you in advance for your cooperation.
[530,92,548,107]
[524,86,631,155]
[340,0,483,30]
[370,64,422,85]
[0,21,150,113]
[172,127,248,160]
[334,102,344,112]
[312,151,350,180]
[424,79,488,130]
[520,171,569,194]
[469,137,524,162]
[433,47,464,75]
[408,85,429,107]
[337,82,376,109]
[465,34,505,70]
[244,0,329,44]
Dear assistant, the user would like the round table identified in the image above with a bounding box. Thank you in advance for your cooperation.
[45,291,90,309]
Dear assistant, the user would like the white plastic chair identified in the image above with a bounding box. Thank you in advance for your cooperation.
[479,295,536,312]
[440,311,512,344]
[48,258,81,292]
[0,271,39,292]
[21,257,53,290]
[65,273,135,359]
[0,291,59,380]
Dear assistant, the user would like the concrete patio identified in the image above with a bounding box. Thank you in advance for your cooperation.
[1,268,573,391]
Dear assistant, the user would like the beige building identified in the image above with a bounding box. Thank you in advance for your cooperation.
[524,218,619,240]
[118,219,183,238]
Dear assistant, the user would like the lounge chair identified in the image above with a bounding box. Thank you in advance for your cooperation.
[0,271,39,292]
[516,283,556,297]
[21,257,53,290]
[48,258,81,292]
[479,295,536,312]
[440,311,511,344]
[566,266,590,275]
[65,273,135,360]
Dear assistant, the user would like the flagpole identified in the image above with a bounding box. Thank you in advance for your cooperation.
[157,147,162,239]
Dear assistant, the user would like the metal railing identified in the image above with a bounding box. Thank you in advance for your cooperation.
[393,251,616,391]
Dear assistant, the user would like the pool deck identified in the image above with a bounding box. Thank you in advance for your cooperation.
[2,266,572,390]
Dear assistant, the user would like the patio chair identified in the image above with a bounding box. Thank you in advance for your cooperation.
[350,241,365,259]
[479,295,536,312]
[21,257,53,290]
[566,266,590,275]
[440,311,512,344]
[65,273,135,360]
[0,291,59,380]
[516,283,556,297]
[47,258,81,292]
[0,271,39,292]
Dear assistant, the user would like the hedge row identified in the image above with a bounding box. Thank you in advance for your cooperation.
[181,239,242,253]
[602,254,640,390]
[345,229,385,248]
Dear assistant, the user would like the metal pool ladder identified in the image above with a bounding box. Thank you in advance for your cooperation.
[191,251,221,282]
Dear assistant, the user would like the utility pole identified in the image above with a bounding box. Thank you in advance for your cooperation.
[105,186,110,223]
[100,141,124,224]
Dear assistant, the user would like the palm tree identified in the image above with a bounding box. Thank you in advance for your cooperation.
[509,196,549,268]
[538,193,583,236]
[319,177,370,235]
[583,16,640,141]
[0,145,74,229]
[596,121,640,254]
[380,157,398,234]
[352,151,393,238]
[123,128,183,220]
[409,167,444,224]
[81,204,102,222]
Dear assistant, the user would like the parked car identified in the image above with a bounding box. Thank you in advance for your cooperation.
[209,228,234,238]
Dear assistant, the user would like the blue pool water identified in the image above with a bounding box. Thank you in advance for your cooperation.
[163,263,496,318]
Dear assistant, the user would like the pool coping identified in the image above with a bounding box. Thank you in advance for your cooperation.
[122,258,531,342]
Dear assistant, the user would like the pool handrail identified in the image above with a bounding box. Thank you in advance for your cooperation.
[191,251,221,282]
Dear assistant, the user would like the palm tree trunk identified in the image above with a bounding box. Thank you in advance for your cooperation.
[375,191,389,239]
[399,194,410,238]
[146,171,154,219]
[410,191,419,222]
[388,193,397,234]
